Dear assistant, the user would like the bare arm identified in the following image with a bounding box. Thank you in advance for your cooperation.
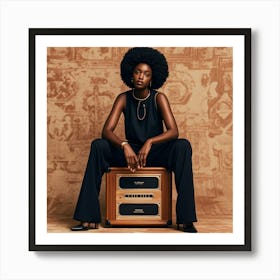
[137,92,179,167]
[150,92,179,144]
[102,92,139,172]
[101,93,126,148]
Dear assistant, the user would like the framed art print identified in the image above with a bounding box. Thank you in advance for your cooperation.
[29,28,251,251]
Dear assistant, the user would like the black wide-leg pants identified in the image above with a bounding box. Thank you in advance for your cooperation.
[73,138,197,224]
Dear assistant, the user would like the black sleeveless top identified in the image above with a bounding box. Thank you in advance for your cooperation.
[124,89,163,145]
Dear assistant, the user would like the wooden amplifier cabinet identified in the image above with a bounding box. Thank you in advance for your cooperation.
[105,167,172,226]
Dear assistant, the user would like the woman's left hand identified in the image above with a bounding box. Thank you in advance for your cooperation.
[138,140,152,167]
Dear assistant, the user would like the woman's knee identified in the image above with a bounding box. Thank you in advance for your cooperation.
[90,138,110,151]
[174,138,192,154]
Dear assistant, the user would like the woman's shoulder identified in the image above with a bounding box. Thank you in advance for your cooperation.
[154,91,169,102]
[153,91,171,112]
[113,90,131,109]
[115,90,130,100]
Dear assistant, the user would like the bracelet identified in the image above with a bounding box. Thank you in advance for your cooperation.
[121,141,128,149]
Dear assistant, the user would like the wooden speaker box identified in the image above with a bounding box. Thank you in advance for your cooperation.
[105,167,172,226]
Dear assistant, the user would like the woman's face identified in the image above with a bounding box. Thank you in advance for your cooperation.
[132,63,152,89]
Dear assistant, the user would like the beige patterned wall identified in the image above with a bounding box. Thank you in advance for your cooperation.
[47,47,232,224]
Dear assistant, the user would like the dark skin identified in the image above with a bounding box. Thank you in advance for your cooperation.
[102,63,179,172]
[81,63,179,228]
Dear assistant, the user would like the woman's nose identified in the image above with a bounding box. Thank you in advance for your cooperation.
[139,72,144,79]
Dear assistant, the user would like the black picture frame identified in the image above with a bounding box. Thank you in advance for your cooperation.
[29,28,251,251]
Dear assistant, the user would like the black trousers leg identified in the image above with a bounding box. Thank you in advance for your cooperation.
[73,138,197,224]
[73,138,126,223]
[146,139,197,224]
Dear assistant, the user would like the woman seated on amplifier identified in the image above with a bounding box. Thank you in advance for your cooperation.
[71,47,198,233]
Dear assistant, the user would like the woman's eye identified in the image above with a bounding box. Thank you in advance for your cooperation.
[134,70,151,78]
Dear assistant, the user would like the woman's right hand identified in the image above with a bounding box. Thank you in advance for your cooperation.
[123,144,139,172]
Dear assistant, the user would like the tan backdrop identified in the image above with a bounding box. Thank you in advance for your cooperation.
[47,47,233,230]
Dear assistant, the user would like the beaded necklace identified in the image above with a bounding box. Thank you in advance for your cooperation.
[132,89,151,121]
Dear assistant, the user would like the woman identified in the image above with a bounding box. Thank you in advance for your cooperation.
[71,47,197,233]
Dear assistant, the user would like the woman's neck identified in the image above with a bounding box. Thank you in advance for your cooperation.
[133,88,150,99]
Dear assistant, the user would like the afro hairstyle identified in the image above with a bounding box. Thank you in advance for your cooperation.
[120,47,169,89]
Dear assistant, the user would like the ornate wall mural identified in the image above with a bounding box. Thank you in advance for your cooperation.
[47,47,233,228]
